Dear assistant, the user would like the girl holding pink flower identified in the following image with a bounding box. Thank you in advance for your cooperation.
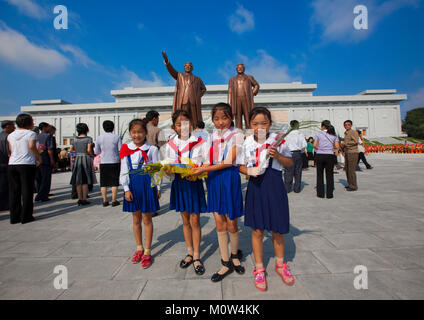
[238,107,295,292]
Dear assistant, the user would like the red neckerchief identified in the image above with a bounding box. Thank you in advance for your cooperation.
[168,136,205,163]
[119,144,149,163]
[209,129,237,164]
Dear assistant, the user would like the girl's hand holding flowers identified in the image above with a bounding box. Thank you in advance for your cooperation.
[190,167,204,177]
[268,147,281,161]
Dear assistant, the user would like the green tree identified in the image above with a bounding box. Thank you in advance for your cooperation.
[402,108,424,139]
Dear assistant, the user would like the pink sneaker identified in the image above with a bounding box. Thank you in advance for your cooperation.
[131,250,144,264]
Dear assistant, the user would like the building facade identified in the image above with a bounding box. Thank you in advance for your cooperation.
[1,82,407,147]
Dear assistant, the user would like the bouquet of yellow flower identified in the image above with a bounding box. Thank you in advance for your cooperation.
[128,158,208,187]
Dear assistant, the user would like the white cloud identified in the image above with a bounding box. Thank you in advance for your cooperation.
[0,22,70,77]
[228,3,255,34]
[4,0,48,20]
[60,44,96,68]
[310,0,419,44]
[116,67,167,89]
[402,87,424,114]
[218,50,298,83]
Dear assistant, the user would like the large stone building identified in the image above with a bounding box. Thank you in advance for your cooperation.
[1,82,407,146]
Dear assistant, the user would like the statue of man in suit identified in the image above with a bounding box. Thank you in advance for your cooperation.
[228,63,260,129]
[162,51,206,127]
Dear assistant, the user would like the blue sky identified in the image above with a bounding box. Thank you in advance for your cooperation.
[0,0,423,119]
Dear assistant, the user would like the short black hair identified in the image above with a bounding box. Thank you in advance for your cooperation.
[16,113,33,129]
[50,126,56,131]
[76,123,89,135]
[39,122,49,130]
[1,120,14,129]
[146,110,159,122]
[103,120,114,133]
[290,120,299,129]
[321,120,331,129]
[172,109,192,125]
[196,121,205,129]
[248,107,272,123]
[211,103,234,128]
[344,120,353,125]
[129,118,148,133]
[32,126,40,133]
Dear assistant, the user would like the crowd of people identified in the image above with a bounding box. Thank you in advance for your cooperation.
[0,105,377,292]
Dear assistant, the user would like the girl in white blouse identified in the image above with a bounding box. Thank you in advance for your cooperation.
[191,103,245,282]
[238,107,295,291]
[120,119,160,269]
[163,110,208,276]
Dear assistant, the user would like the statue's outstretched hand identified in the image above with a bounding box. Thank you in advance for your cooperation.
[162,51,169,65]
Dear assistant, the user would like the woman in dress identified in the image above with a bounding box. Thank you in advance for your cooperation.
[69,123,97,205]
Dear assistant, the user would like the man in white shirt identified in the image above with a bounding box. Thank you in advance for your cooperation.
[283,120,307,193]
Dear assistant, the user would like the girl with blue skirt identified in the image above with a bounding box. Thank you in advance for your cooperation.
[120,119,160,269]
[192,103,245,282]
[238,107,295,292]
[163,110,208,276]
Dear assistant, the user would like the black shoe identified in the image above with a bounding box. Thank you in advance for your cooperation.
[21,216,35,224]
[111,201,120,207]
[103,201,110,207]
[179,254,193,269]
[48,194,54,197]
[230,250,245,275]
[346,187,357,191]
[326,195,334,199]
[317,195,325,198]
[211,259,234,282]
[193,259,205,275]
[367,166,373,169]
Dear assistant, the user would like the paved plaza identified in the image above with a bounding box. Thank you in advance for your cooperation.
[0,154,423,300]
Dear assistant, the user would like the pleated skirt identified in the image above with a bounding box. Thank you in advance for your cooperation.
[123,173,159,213]
[244,167,290,234]
[70,154,97,185]
[207,166,243,220]
[170,174,206,214]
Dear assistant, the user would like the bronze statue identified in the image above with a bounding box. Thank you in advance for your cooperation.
[162,51,206,126]
[228,63,260,129]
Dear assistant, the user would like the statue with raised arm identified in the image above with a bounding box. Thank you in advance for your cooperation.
[162,51,207,126]
[228,63,260,129]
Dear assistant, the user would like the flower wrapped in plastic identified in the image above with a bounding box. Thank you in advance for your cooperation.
[257,120,320,171]
[127,158,208,187]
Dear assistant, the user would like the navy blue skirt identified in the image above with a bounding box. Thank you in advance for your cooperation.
[170,174,207,214]
[207,166,243,220]
[123,173,160,213]
[244,166,290,234]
